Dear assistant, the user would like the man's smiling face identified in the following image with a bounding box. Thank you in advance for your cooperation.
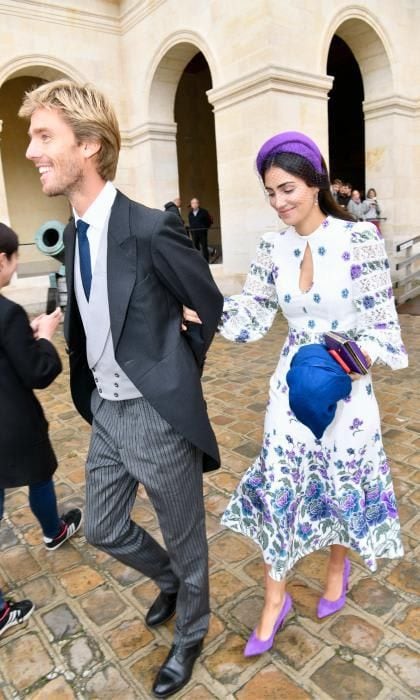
[26,107,87,198]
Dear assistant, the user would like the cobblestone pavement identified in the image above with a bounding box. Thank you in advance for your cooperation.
[0,313,419,700]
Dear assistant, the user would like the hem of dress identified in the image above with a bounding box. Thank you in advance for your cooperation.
[221,519,404,582]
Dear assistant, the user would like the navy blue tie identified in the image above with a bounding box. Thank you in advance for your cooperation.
[76,219,92,301]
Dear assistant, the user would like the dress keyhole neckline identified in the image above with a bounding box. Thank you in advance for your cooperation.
[298,242,314,294]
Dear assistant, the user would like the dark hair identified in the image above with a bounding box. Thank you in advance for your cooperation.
[0,223,19,258]
[260,152,355,222]
[367,188,377,198]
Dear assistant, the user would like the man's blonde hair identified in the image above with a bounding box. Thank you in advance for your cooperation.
[19,79,121,181]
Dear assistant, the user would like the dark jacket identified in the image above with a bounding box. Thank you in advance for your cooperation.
[337,193,351,207]
[64,191,224,471]
[188,207,212,232]
[0,296,61,487]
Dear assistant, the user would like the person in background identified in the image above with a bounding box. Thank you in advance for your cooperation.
[164,197,188,235]
[330,178,342,203]
[347,189,370,221]
[337,182,352,208]
[0,222,82,638]
[364,188,382,232]
[365,187,382,220]
[164,197,186,228]
[188,198,212,262]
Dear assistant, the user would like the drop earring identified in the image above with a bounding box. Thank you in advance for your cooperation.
[314,192,319,206]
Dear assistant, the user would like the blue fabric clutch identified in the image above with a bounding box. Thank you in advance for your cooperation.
[286,344,352,439]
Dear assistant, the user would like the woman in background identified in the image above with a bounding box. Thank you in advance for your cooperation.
[364,187,383,233]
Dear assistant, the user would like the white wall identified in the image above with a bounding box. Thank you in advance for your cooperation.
[0,0,418,274]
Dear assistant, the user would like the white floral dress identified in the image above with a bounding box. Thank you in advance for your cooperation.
[220,217,407,580]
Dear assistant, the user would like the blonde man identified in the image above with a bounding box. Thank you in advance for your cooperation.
[20,80,223,698]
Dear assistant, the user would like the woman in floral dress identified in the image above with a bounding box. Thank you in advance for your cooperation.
[187,132,407,656]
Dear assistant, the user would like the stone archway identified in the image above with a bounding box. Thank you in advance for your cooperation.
[0,60,82,272]
[327,35,365,193]
[174,52,221,259]
[324,16,394,231]
[0,55,84,89]
[146,40,221,258]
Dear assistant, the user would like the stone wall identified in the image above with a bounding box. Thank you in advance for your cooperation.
[0,0,418,275]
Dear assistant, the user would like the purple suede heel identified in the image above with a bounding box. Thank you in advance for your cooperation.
[244,593,292,657]
[317,558,351,619]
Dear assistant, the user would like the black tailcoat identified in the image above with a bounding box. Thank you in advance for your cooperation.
[64,191,224,471]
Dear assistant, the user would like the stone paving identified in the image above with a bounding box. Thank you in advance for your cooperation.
[0,312,419,699]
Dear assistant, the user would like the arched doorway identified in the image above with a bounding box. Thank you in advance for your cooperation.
[0,69,72,273]
[325,17,393,228]
[175,52,221,261]
[327,35,365,194]
[148,41,221,261]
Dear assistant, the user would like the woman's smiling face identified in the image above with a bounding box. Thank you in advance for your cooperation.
[264,166,321,233]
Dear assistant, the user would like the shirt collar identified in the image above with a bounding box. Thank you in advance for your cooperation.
[73,181,117,230]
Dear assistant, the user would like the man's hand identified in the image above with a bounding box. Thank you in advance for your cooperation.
[182,306,202,331]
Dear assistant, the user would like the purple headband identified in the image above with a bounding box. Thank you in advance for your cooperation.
[256,131,324,176]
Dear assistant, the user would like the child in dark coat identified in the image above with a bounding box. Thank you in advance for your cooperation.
[0,223,82,638]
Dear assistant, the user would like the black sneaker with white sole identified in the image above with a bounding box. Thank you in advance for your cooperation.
[44,508,83,550]
[0,599,35,637]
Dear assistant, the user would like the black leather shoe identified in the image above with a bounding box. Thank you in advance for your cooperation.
[152,640,203,698]
[146,591,177,628]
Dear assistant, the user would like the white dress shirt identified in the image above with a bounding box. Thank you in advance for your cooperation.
[73,181,142,401]
[73,180,117,278]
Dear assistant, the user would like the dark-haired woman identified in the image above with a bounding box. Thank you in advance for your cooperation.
[214,133,406,655]
[0,222,82,637]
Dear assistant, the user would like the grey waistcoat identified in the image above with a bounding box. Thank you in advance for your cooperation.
[75,224,142,401]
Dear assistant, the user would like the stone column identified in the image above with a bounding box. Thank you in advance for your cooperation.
[364,96,420,245]
[0,119,17,284]
[121,121,179,209]
[0,120,11,226]
[208,66,333,274]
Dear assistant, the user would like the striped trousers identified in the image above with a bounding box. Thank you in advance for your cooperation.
[84,394,209,644]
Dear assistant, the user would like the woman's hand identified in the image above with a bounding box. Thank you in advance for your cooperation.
[182,306,202,331]
[350,350,371,381]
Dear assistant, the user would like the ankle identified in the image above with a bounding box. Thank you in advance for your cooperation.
[264,594,285,609]
[327,559,346,573]
[44,520,66,543]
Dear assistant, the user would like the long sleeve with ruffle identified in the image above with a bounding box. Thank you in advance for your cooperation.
[350,225,408,369]
[219,235,279,342]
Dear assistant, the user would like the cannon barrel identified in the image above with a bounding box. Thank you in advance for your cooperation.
[35,220,66,264]
[34,220,67,312]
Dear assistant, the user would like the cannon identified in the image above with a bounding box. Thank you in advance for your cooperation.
[34,220,67,313]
